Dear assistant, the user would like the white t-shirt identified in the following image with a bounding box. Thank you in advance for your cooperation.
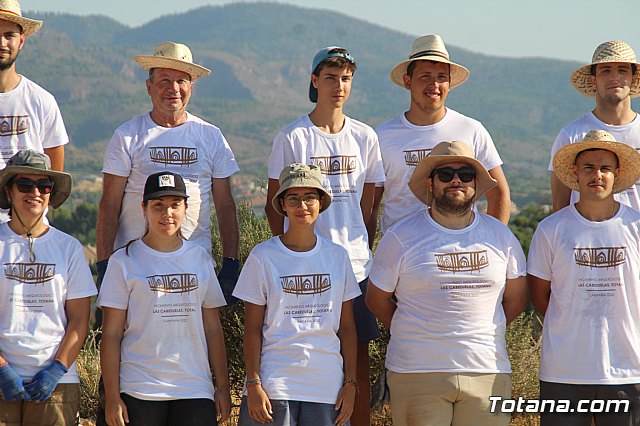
[375,109,503,233]
[232,236,361,404]
[549,112,640,210]
[528,204,640,384]
[0,224,96,384]
[268,115,385,282]
[102,112,239,256]
[369,210,525,374]
[96,239,226,400]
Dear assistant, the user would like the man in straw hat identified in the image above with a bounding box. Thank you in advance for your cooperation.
[550,40,640,212]
[96,41,240,311]
[0,150,96,424]
[0,0,68,178]
[530,130,640,425]
[264,46,385,425]
[369,34,510,243]
[366,141,526,426]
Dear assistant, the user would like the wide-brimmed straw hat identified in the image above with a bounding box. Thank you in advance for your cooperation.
[390,34,470,89]
[134,41,211,80]
[552,129,640,193]
[408,141,496,206]
[570,40,640,98]
[272,163,332,216]
[0,0,42,37]
[0,150,72,209]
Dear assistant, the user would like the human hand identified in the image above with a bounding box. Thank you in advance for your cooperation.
[24,359,67,401]
[334,382,357,425]
[217,257,240,305]
[215,386,232,424]
[0,363,30,401]
[247,384,273,423]
[105,395,129,426]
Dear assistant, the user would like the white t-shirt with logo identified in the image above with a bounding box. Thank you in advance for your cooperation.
[528,204,640,384]
[102,112,239,256]
[0,224,96,384]
[375,109,503,233]
[232,236,361,404]
[96,239,226,400]
[549,112,640,210]
[369,210,525,374]
[268,115,385,282]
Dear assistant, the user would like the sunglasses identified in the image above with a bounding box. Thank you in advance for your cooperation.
[284,193,320,208]
[431,167,476,183]
[13,178,55,194]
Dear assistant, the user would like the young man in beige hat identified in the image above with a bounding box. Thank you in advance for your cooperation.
[530,130,640,425]
[0,1,68,177]
[550,40,640,212]
[366,141,526,426]
[264,46,385,426]
[370,34,510,242]
[96,42,240,309]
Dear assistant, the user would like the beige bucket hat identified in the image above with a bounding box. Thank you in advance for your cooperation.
[134,41,211,80]
[272,163,332,216]
[408,141,496,205]
[552,130,640,194]
[570,40,640,98]
[0,0,42,37]
[390,34,470,89]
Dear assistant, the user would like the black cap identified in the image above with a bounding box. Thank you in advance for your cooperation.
[143,172,188,201]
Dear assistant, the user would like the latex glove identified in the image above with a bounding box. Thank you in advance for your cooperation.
[0,363,30,401]
[217,257,240,305]
[24,360,67,401]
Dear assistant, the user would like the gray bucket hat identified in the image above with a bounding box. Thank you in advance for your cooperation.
[0,150,72,209]
[272,163,332,215]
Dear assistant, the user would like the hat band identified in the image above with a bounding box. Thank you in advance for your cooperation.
[0,9,21,17]
[409,50,449,60]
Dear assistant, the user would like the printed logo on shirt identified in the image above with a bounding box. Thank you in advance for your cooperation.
[3,263,55,284]
[149,146,198,166]
[404,148,431,167]
[435,251,489,273]
[147,273,199,293]
[0,115,28,137]
[574,246,627,269]
[310,155,356,175]
[280,273,331,295]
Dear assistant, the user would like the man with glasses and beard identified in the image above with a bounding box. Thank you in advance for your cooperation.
[366,141,526,426]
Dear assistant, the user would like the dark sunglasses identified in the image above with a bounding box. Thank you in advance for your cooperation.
[430,167,476,183]
[13,178,55,194]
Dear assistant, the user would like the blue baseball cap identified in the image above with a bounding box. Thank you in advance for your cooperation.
[308,46,356,103]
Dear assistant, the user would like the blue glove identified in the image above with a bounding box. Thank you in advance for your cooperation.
[24,360,67,401]
[0,363,30,401]
[217,257,240,306]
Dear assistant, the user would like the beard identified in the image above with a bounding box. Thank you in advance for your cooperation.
[0,50,19,72]
[432,187,475,215]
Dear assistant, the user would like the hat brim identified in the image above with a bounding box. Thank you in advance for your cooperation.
[570,62,640,98]
[143,190,189,201]
[552,140,640,193]
[272,178,332,216]
[0,166,72,209]
[0,13,42,37]
[134,55,212,80]
[390,56,470,89]
[408,155,497,205]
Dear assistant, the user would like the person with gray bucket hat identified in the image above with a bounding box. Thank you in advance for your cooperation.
[530,130,640,426]
[0,150,96,424]
[550,40,640,213]
[234,163,359,426]
[264,46,385,425]
[96,41,240,317]
[367,141,526,426]
[370,34,510,244]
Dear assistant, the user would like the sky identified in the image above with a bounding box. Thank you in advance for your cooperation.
[24,0,640,63]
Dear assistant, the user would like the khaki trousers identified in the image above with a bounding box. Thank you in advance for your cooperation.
[0,383,80,426]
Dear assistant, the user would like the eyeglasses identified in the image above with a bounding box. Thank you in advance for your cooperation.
[13,178,55,194]
[431,167,476,183]
[284,193,320,208]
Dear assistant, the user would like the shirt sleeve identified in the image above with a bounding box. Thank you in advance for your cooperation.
[209,129,240,178]
[267,131,288,179]
[41,95,69,149]
[201,251,227,308]
[526,223,553,281]
[365,131,386,184]
[66,239,98,299]
[369,231,403,292]
[506,232,527,279]
[548,129,569,172]
[102,128,133,177]
[232,252,267,305]
[96,255,130,310]
[342,252,361,302]
[473,125,503,171]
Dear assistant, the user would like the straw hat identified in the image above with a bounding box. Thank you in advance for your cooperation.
[408,141,496,206]
[0,150,72,209]
[390,35,469,89]
[0,0,42,37]
[134,42,211,80]
[570,40,640,98]
[552,130,640,194]
[272,163,332,216]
